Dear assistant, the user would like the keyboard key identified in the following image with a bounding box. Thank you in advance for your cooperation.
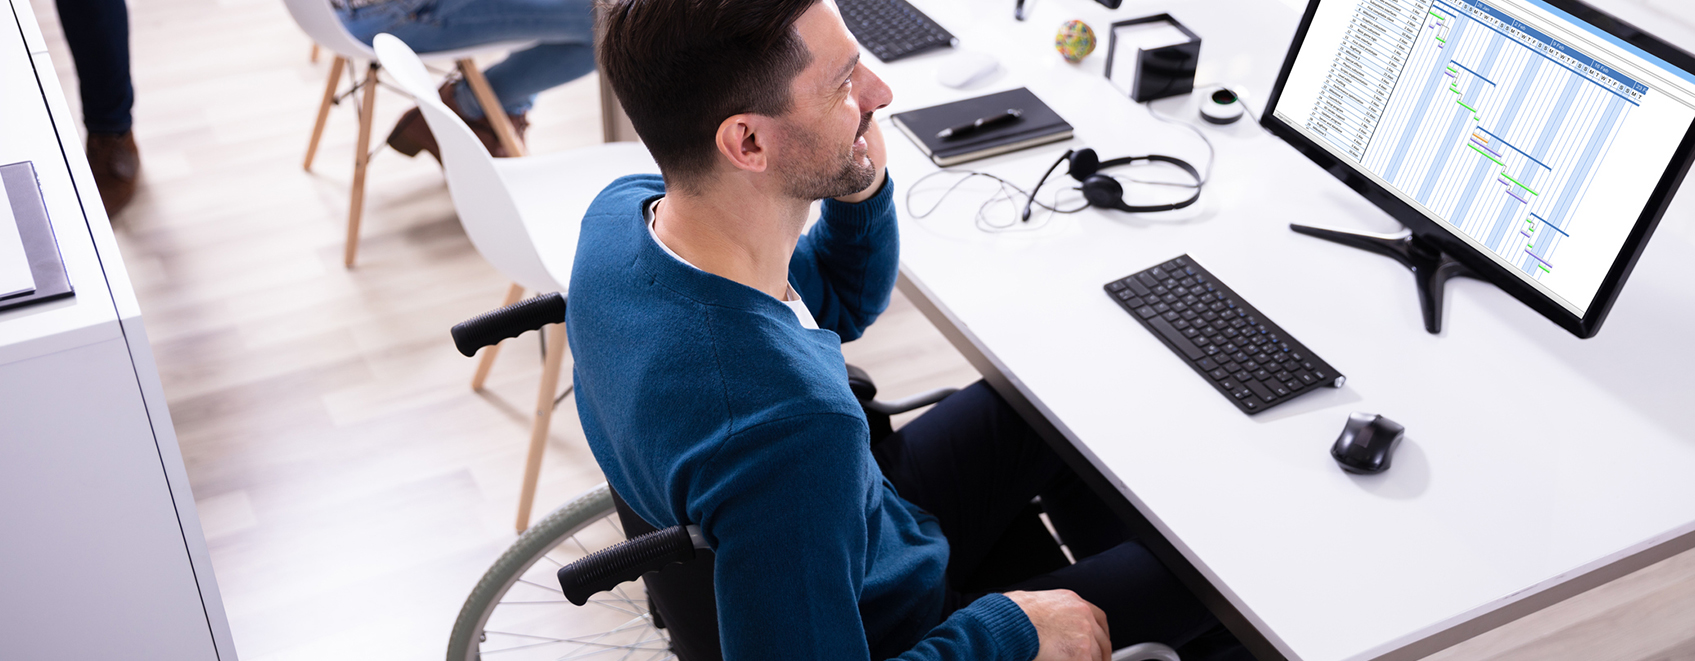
[1173,318,1190,330]
[1148,316,1204,360]
[1231,370,1252,382]
[1117,290,1136,301]
[1149,267,1168,280]
[1296,371,1316,384]
[1197,358,1219,371]
[1162,311,1179,321]
[1125,297,1145,308]
[1284,380,1304,391]
[1231,387,1251,399]
[1230,351,1250,363]
[1128,279,1152,297]
[1193,335,1211,346]
[1209,368,1229,380]
[1273,370,1293,382]
[1154,302,1171,313]
[1136,305,1157,318]
[1108,281,1127,292]
[1252,368,1272,380]
[1245,380,1276,402]
[1270,383,1290,397]
[1181,328,1200,339]
[1220,379,1238,391]
[1243,399,1260,411]
[1137,273,1159,289]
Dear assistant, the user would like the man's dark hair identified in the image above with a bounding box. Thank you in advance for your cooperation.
[598,0,817,193]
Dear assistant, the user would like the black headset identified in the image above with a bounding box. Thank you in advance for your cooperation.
[1021,148,1202,220]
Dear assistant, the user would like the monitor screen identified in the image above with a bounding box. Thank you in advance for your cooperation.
[1265,0,1695,332]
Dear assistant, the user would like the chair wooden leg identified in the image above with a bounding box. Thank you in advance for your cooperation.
[516,323,568,532]
[471,282,526,391]
[303,55,346,172]
[310,43,320,63]
[457,60,527,157]
[345,62,379,268]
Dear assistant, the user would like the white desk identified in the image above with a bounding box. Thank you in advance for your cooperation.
[0,1,236,658]
[873,0,1695,659]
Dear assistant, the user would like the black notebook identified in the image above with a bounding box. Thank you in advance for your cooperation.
[891,88,1073,166]
[0,161,73,313]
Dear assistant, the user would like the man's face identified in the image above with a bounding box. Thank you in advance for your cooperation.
[772,1,893,200]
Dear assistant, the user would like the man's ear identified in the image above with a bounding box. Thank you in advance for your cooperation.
[715,114,770,174]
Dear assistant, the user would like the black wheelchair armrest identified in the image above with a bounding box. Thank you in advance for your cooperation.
[863,388,957,416]
[450,292,566,357]
[557,524,708,606]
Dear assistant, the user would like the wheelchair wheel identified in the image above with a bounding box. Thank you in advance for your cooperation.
[447,483,674,661]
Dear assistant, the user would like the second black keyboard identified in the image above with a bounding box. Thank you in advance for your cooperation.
[1104,255,1345,414]
[837,0,956,62]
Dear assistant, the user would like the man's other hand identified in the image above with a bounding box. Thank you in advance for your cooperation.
[834,120,888,204]
[1005,589,1112,661]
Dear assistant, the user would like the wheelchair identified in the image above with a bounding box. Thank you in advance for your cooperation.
[445,294,1181,661]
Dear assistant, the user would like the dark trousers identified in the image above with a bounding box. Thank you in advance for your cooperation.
[874,381,1253,660]
[55,0,133,134]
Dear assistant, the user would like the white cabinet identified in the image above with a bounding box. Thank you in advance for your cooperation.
[0,0,235,658]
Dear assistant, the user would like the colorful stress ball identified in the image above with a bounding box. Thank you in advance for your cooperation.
[1055,20,1097,63]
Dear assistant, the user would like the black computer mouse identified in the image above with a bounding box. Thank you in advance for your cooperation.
[1331,413,1405,474]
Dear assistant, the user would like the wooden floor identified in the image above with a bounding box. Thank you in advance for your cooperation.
[25,0,1695,658]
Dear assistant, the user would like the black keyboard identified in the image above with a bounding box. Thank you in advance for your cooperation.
[1104,256,1345,414]
[837,0,956,62]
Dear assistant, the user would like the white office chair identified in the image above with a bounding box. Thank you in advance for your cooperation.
[374,33,661,533]
[283,0,535,267]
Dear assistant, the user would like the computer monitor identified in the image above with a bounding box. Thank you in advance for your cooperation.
[1262,0,1695,337]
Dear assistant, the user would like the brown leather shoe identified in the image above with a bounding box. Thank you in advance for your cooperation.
[385,81,529,162]
[86,131,139,219]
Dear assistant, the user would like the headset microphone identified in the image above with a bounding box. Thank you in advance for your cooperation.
[1022,149,1074,221]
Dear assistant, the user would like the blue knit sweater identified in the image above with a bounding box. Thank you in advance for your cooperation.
[566,174,1040,661]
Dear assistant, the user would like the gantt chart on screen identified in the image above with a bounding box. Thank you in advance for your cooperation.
[1276,0,1695,314]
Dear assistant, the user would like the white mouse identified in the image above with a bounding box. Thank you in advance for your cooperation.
[936,51,1000,89]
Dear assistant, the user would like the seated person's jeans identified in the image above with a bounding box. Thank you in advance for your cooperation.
[874,381,1253,661]
[337,0,595,118]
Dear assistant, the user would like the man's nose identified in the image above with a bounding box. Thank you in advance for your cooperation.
[859,67,893,112]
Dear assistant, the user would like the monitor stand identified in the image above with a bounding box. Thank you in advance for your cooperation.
[1290,224,1475,334]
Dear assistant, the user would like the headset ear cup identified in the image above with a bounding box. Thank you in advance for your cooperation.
[1081,174,1124,209]
[1068,148,1100,181]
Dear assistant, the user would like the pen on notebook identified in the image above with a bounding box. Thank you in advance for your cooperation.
[937,109,1023,140]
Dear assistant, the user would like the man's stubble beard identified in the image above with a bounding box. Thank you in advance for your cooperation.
[779,112,876,201]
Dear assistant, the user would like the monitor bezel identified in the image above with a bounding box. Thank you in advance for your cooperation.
[1261,0,1695,338]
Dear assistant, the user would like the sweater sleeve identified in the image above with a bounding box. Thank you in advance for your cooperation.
[688,412,1039,661]
[789,172,900,342]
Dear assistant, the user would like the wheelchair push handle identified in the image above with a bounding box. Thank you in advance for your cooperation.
[451,292,566,357]
[558,524,706,606]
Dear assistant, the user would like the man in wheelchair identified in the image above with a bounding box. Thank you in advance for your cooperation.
[566,1,1249,659]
